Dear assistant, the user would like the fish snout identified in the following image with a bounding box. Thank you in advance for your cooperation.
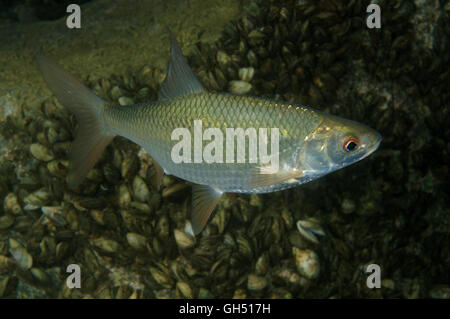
[360,129,382,159]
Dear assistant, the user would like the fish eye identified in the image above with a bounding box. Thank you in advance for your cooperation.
[343,137,360,152]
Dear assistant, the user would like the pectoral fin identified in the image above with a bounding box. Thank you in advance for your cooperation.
[191,184,223,235]
[246,166,304,189]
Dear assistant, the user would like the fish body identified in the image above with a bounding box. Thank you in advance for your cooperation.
[37,34,381,234]
[105,92,321,194]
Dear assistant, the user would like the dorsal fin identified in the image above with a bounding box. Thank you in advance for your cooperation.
[158,33,205,100]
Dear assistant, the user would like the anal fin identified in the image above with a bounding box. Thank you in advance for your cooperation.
[191,184,223,235]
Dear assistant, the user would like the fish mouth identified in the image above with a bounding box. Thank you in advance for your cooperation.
[361,133,382,160]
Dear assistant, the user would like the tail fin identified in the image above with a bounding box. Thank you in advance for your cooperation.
[36,55,114,188]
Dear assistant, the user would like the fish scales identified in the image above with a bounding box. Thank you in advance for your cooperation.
[104,92,322,193]
[37,33,381,234]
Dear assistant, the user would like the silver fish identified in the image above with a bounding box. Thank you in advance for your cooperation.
[37,34,381,234]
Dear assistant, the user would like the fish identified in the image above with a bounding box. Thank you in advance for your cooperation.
[36,34,381,235]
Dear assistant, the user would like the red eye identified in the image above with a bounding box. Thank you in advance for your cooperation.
[343,137,360,152]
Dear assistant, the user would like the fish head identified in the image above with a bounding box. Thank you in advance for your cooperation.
[297,113,382,176]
